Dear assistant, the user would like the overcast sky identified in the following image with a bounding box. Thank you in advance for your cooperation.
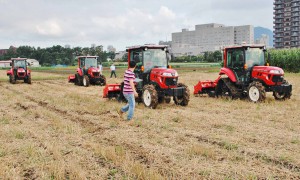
[0,0,273,51]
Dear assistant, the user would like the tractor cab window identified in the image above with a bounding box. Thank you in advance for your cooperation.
[143,49,167,72]
[79,58,85,68]
[245,48,265,68]
[84,58,97,68]
[14,60,26,68]
[227,49,244,69]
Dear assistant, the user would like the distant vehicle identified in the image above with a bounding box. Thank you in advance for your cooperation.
[6,58,31,84]
[68,56,106,87]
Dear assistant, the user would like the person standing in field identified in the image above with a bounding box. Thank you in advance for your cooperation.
[118,61,138,121]
[110,63,117,78]
[98,63,103,74]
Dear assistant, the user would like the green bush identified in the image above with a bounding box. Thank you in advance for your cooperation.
[269,48,300,73]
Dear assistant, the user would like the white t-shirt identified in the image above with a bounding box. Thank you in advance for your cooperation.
[98,65,103,71]
[110,65,116,71]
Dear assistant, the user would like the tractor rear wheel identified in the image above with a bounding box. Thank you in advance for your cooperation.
[83,75,90,87]
[247,81,266,102]
[76,74,83,86]
[142,84,158,109]
[173,83,190,106]
[99,75,106,86]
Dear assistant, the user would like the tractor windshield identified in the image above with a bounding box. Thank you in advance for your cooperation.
[85,58,97,68]
[143,49,167,72]
[14,60,26,68]
[245,48,265,68]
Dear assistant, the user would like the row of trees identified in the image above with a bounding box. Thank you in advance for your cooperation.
[0,45,116,66]
[1,45,299,72]
[171,51,222,63]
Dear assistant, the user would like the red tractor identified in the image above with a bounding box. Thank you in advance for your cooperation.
[103,45,190,109]
[68,56,106,87]
[7,58,31,84]
[194,44,292,102]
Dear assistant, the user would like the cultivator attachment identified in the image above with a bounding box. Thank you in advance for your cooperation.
[103,84,121,99]
[193,79,219,97]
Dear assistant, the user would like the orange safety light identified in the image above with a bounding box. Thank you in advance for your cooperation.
[244,64,248,70]
[141,66,144,72]
[168,65,172,69]
[266,63,269,66]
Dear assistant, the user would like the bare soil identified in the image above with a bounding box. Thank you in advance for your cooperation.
[0,69,299,179]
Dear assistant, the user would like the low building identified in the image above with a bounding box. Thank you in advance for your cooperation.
[171,23,254,57]
[27,59,40,67]
[0,60,11,68]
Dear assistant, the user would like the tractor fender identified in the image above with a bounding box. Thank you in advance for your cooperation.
[219,68,237,82]
[77,68,83,76]
[7,69,12,76]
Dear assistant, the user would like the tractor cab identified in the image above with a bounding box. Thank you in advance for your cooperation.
[129,45,169,76]
[224,45,266,84]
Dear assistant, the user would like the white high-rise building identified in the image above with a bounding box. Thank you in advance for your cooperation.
[171,23,254,57]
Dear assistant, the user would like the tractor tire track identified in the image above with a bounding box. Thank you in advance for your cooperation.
[0,83,128,178]
[185,133,300,176]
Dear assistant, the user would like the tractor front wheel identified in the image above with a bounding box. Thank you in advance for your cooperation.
[142,85,158,109]
[247,81,266,102]
[9,75,16,84]
[83,75,90,87]
[25,76,31,84]
[173,83,190,106]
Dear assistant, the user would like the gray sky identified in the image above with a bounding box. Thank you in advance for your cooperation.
[0,0,273,51]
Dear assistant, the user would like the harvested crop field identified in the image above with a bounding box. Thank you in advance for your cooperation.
[0,68,300,179]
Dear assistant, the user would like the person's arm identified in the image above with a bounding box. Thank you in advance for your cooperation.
[129,79,138,97]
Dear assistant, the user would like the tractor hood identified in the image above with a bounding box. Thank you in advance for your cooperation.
[17,67,26,73]
[87,67,101,74]
[151,68,178,77]
[252,66,284,75]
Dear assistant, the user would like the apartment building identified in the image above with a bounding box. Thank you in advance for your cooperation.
[171,23,254,57]
[274,0,300,48]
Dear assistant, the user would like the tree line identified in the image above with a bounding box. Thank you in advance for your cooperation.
[0,45,116,66]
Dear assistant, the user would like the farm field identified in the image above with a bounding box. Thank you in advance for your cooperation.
[0,68,300,179]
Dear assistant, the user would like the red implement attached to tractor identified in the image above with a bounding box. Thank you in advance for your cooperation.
[103,45,190,108]
[6,58,31,84]
[194,44,292,102]
[68,56,106,87]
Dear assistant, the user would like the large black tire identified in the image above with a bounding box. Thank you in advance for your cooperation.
[215,78,232,98]
[10,75,16,84]
[83,75,90,87]
[173,83,190,106]
[76,74,83,86]
[247,81,266,102]
[99,75,106,86]
[142,84,158,109]
[25,75,31,84]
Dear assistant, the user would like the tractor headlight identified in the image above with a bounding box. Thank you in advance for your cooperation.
[269,70,283,74]
[162,72,178,77]
[162,72,172,77]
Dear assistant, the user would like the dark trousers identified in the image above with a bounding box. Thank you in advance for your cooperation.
[110,70,117,78]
